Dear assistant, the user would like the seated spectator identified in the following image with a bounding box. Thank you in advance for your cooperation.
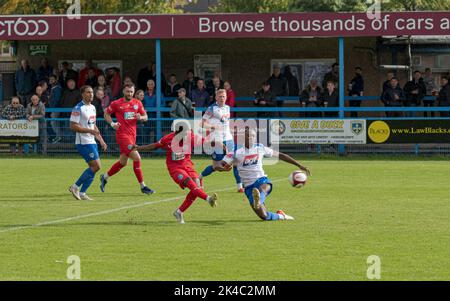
[182,69,198,99]
[301,79,322,118]
[36,58,54,84]
[254,82,276,118]
[381,77,404,118]
[191,79,210,108]
[224,81,236,118]
[322,81,339,117]
[26,94,47,154]
[165,74,181,98]
[348,67,364,118]
[207,76,224,104]
[170,88,193,118]
[438,76,450,117]
[144,79,157,108]
[1,97,27,154]
[404,70,426,117]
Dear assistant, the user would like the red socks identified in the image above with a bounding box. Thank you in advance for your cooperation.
[133,160,144,183]
[179,179,209,212]
[107,161,125,177]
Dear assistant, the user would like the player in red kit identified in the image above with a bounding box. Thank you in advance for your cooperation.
[100,84,154,194]
[134,121,219,224]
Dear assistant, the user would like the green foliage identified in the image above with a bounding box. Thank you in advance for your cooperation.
[212,0,293,13]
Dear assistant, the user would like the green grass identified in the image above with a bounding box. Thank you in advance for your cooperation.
[1,156,450,280]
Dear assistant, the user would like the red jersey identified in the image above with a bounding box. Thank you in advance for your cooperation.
[155,131,204,170]
[105,98,145,138]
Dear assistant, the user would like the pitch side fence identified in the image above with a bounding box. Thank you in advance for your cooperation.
[2,95,450,156]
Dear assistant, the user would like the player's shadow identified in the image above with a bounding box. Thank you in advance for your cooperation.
[40,219,260,227]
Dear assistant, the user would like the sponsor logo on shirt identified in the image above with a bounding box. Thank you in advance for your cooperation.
[124,112,135,120]
[243,154,258,167]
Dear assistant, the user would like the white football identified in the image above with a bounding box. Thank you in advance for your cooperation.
[289,171,308,188]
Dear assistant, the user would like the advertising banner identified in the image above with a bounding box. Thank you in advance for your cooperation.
[367,120,450,144]
[269,119,366,144]
[0,119,39,143]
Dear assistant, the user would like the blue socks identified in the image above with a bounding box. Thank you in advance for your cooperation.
[265,211,280,221]
[76,168,95,193]
[201,165,215,178]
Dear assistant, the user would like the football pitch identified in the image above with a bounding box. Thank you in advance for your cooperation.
[1,156,450,280]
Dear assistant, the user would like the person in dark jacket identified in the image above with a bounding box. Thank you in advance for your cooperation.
[58,61,78,90]
[403,70,426,117]
[165,74,181,98]
[15,59,37,106]
[381,77,405,118]
[348,67,364,118]
[267,65,287,117]
[60,79,81,116]
[381,71,395,117]
[322,81,339,118]
[48,74,63,143]
[191,79,210,108]
[36,58,54,84]
[322,63,339,90]
[301,79,322,118]
[437,76,450,117]
[182,69,199,99]
[254,82,276,118]
[284,65,300,97]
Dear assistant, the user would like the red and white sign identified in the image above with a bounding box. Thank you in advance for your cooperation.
[0,12,448,40]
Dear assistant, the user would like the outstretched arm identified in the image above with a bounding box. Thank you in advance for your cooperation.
[135,143,160,152]
[272,150,311,176]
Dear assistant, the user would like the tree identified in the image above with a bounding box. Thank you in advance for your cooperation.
[0,0,188,15]
[290,0,368,12]
[383,0,450,11]
[212,0,293,13]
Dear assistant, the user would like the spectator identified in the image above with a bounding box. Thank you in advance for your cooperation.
[322,81,339,117]
[58,61,78,90]
[381,77,404,118]
[206,71,224,97]
[137,63,153,91]
[254,82,276,118]
[29,82,48,107]
[94,74,112,100]
[382,71,395,93]
[165,74,181,98]
[348,67,364,118]
[170,88,194,118]
[60,79,81,115]
[437,76,450,117]
[38,81,50,106]
[423,68,437,96]
[15,59,37,106]
[404,70,426,117]
[284,65,299,96]
[93,88,105,118]
[26,94,47,154]
[2,97,26,154]
[48,74,63,144]
[77,60,101,88]
[36,58,54,84]
[301,79,323,118]
[85,68,98,88]
[224,81,236,118]
[191,79,210,108]
[322,63,339,90]
[144,79,157,108]
[134,89,147,144]
[108,67,122,100]
[207,76,224,105]
[267,65,287,117]
[182,69,198,99]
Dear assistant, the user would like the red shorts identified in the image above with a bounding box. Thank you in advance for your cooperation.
[117,135,136,156]
[169,167,199,189]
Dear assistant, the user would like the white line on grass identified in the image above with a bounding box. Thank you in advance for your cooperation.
[0,178,285,234]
